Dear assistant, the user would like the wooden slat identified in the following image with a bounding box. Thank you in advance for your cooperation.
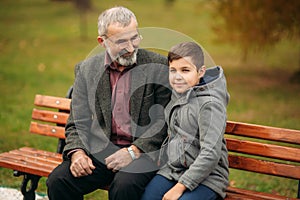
[34,94,71,110]
[226,138,300,162]
[226,186,299,200]
[32,108,69,124]
[0,157,52,177]
[19,147,62,158]
[0,152,59,169]
[29,122,65,139]
[9,148,62,163]
[225,192,262,200]
[228,154,300,179]
[226,121,300,144]
[0,147,62,177]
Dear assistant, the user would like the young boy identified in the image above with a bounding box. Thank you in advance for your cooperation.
[141,42,229,200]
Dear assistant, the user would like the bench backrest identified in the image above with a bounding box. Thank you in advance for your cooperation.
[30,94,300,180]
[30,95,70,140]
[225,121,300,180]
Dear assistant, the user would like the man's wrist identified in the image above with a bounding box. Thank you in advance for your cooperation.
[127,146,136,160]
[127,145,141,160]
[67,149,84,159]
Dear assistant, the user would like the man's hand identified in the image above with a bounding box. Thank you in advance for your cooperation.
[163,183,186,200]
[105,148,133,172]
[70,149,95,177]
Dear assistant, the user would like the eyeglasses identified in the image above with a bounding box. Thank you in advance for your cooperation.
[103,34,143,49]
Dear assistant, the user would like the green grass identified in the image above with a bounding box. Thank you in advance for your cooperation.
[0,0,299,199]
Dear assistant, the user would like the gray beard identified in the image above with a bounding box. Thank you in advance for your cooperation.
[108,48,138,66]
[116,51,137,66]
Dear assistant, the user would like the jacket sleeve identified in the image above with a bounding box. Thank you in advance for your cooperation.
[63,62,91,159]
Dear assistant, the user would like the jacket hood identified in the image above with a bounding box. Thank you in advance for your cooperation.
[172,66,230,108]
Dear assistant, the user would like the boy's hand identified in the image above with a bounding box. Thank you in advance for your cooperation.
[163,183,186,200]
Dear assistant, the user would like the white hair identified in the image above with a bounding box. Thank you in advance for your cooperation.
[97,6,137,36]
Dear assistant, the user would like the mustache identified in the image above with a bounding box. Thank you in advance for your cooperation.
[116,48,138,58]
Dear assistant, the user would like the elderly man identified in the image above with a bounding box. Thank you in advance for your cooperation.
[47,6,171,200]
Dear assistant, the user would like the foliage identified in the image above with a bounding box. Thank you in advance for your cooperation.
[212,0,300,60]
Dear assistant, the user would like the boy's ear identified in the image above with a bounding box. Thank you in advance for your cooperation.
[198,65,206,78]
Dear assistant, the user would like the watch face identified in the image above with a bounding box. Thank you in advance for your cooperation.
[128,147,136,160]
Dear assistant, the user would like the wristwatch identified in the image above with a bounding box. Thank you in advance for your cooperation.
[127,146,136,160]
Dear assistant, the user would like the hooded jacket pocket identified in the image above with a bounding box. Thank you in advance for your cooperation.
[168,134,183,167]
[182,138,200,167]
[168,133,200,168]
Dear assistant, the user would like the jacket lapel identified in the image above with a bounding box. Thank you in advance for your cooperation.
[95,69,112,137]
[130,67,146,136]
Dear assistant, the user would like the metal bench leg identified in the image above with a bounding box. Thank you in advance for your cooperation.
[297,180,300,198]
[14,171,41,200]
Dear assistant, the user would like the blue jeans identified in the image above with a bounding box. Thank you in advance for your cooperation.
[141,175,220,200]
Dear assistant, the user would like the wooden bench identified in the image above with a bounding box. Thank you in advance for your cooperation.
[0,93,299,200]
[0,92,72,200]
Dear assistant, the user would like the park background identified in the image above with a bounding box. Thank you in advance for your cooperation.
[0,0,299,199]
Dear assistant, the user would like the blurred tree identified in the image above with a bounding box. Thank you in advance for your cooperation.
[73,0,92,40]
[165,0,176,7]
[50,0,92,40]
[212,0,300,62]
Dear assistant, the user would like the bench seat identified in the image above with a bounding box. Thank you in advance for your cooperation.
[0,147,62,177]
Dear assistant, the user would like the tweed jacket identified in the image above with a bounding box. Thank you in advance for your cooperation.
[63,49,171,161]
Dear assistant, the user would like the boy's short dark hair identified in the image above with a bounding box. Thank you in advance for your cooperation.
[168,42,204,69]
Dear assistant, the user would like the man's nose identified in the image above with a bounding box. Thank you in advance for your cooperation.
[125,41,135,52]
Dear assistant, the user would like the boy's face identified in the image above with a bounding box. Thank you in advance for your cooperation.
[169,57,205,93]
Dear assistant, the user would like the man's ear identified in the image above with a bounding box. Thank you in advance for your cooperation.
[97,36,106,47]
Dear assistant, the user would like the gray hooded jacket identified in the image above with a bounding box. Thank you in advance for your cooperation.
[158,66,229,198]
